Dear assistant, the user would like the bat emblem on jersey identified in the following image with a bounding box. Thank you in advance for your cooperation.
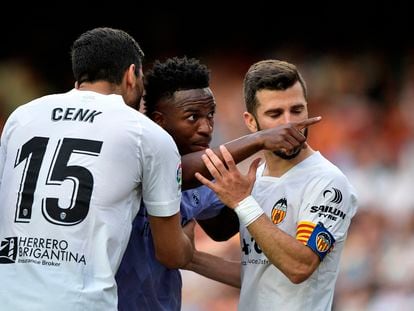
[271,198,287,225]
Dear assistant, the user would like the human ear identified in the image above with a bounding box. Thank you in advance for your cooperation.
[151,111,165,127]
[243,112,258,132]
[126,64,138,86]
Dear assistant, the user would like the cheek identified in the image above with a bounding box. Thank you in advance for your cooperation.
[169,124,195,141]
[260,119,284,130]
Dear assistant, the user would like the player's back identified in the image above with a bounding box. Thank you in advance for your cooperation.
[0,89,167,310]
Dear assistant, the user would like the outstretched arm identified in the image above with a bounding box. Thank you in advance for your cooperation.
[184,250,242,288]
[182,220,241,288]
[181,117,321,189]
[195,146,320,284]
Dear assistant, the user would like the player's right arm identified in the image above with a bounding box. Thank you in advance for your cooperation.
[141,122,193,268]
[181,117,321,189]
[148,213,193,268]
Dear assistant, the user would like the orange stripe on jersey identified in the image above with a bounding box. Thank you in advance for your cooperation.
[296,221,316,243]
[297,221,316,228]
[296,229,313,235]
[297,234,311,244]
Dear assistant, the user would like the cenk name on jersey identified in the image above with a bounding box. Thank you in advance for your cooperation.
[51,107,102,123]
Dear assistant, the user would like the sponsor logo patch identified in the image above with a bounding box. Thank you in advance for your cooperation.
[323,187,343,204]
[0,237,18,264]
[176,163,182,191]
[0,236,86,267]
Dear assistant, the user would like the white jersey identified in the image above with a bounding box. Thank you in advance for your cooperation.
[238,152,358,311]
[0,89,182,311]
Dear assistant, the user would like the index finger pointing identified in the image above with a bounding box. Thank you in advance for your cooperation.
[296,116,322,129]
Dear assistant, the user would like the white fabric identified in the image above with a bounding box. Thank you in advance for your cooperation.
[234,195,264,227]
[0,89,181,310]
[238,152,358,311]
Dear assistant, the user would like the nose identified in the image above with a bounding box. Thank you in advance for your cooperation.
[281,112,291,124]
[198,118,213,135]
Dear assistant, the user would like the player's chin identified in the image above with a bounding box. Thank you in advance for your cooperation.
[273,147,301,160]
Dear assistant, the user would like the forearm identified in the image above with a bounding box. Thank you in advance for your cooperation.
[184,250,241,288]
[156,234,194,269]
[247,214,319,284]
[167,234,194,268]
[149,214,194,269]
[181,133,263,190]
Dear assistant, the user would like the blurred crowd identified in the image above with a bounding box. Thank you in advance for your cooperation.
[1,48,414,310]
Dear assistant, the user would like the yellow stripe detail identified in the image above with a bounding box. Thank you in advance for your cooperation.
[296,221,316,243]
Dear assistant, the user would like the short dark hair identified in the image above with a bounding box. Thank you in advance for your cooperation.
[243,60,307,114]
[143,56,210,116]
[71,27,144,85]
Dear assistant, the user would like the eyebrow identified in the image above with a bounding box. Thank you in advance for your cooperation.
[291,103,306,109]
[264,103,305,114]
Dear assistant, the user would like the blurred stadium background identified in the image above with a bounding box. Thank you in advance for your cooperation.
[2,4,414,310]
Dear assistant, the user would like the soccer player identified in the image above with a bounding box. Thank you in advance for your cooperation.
[191,60,359,311]
[116,57,322,310]
[116,56,229,310]
[0,27,193,310]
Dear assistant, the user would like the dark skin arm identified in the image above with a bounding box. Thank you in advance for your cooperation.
[149,213,194,269]
[183,117,321,241]
[182,219,241,288]
[181,117,321,190]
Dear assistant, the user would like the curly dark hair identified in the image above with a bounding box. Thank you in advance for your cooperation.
[143,56,210,116]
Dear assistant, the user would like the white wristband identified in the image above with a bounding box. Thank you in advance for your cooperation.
[234,195,264,227]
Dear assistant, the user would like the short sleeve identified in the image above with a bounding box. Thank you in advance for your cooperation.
[140,123,182,217]
[0,131,6,188]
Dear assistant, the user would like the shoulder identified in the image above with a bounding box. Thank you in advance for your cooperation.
[136,114,178,150]
[302,153,357,198]
[305,152,351,183]
[2,92,63,131]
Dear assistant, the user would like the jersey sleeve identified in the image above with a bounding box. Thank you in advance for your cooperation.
[296,172,358,258]
[140,124,182,217]
[0,111,19,189]
[194,186,225,220]
[0,130,6,188]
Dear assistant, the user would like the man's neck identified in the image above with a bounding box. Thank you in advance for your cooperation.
[76,81,121,95]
